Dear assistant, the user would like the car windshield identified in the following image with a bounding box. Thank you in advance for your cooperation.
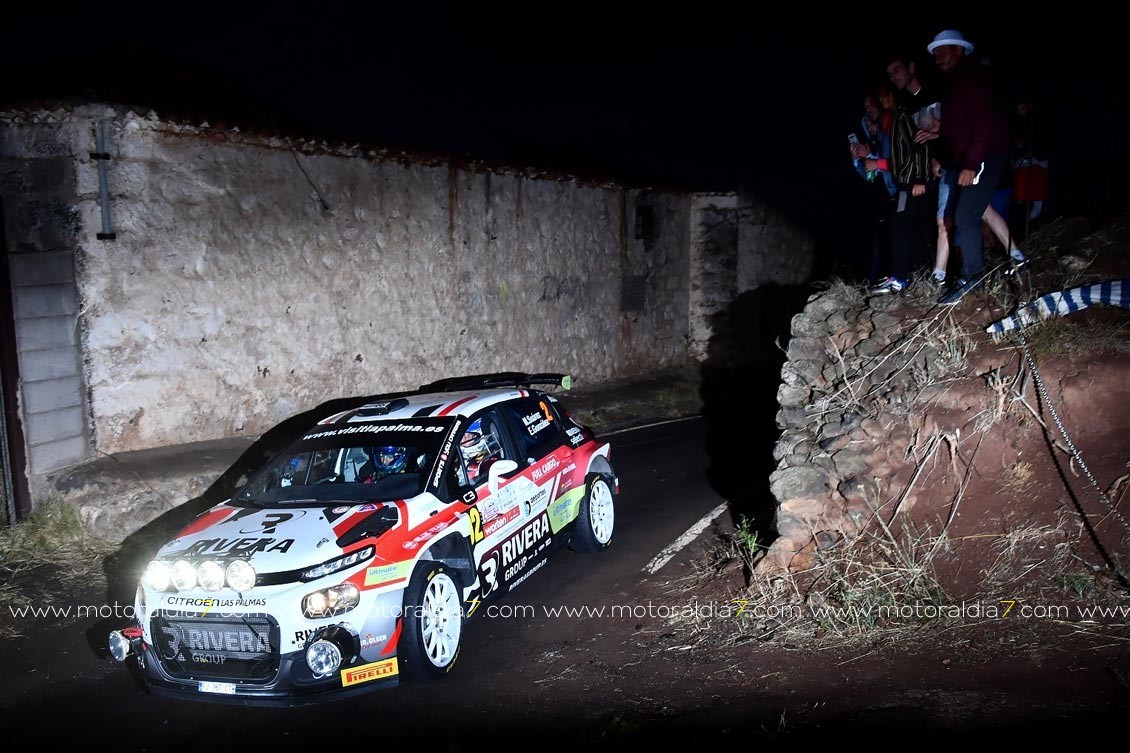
[235,418,454,506]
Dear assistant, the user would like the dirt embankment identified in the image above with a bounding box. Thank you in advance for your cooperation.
[677,217,1130,653]
[626,217,1130,736]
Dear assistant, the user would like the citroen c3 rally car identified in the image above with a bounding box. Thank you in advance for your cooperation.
[108,373,617,704]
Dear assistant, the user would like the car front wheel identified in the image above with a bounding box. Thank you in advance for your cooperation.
[399,561,464,680]
[572,473,615,552]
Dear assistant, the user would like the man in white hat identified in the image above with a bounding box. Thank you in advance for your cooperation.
[927,30,1013,303]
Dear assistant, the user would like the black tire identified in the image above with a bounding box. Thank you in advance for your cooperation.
[399,561,464,680]
[571,473,615,553]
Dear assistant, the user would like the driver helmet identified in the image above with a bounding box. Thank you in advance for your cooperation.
[460,418,490,466]
[281,454,304,487]
[375,446,407,475]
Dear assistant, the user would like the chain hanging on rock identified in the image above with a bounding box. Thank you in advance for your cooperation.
[1014,328,1130,536]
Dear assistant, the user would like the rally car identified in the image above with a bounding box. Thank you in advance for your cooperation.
[108,373,617,705]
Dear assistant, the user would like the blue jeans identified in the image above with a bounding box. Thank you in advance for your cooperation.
[949,156,1006,278]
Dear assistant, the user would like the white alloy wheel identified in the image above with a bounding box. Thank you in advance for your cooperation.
[588,479,615,545]
[421,572,462,667]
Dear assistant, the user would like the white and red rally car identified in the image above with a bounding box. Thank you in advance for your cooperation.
[108,373,617,704]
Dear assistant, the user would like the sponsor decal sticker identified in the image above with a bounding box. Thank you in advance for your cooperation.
[342,658,398,686]
[531,457,560,482]
[165,596,268,608]
[183,537,294,556]
[401,520,450,550]
[304,424,445,441]
[364,563,407,586]
[332,506,351,515]
[293,628,319,647]
[508,557,548,590]
[159,624,271,657]
[360,633,388,649]
[498,512,552,581]
[236,511,305,535]
[483,507,521,538]
[548,487,586,532]
[431,424,461,489]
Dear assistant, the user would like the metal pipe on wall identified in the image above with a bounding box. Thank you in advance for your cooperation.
[0,362,15,527]
[93,120,116,241]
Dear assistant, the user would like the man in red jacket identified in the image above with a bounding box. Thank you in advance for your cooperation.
[929,29,1012,303]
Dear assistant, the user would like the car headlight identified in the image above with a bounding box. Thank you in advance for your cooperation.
[197,560,225,592]
[143,560,171,591]
[226,559,256,592]
[301,546,374,582]
[302,583,360,618]
[171,560,197,592]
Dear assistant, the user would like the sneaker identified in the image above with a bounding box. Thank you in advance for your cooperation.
[938,276,983,305]
[870,276,906,295]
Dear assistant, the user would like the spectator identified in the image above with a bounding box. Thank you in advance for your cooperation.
[927,29,1015,303]
[1012,100,1050,226]
[872,61,933,294]
[852,93,896,282]
[884,54,941,287]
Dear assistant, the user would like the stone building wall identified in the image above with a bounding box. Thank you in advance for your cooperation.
[1,105,812,515]
[2,107,695,460]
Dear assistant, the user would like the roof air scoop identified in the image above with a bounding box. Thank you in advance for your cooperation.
[353,397,411,418]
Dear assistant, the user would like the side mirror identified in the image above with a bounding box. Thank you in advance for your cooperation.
[488,460,519,494]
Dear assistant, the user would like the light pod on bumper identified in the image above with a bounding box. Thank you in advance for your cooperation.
[108,630,131,662]
[304,624,359,678]
[143,560,171,591]
[171,560,197,592]
[197,560,225,592]
[226,559,256,592]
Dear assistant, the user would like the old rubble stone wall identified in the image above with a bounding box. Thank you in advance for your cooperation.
[1,106,696,460]
[759,286,948,574]
[759,279,1130,576]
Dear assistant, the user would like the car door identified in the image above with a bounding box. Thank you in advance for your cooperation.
[454,404,555,596]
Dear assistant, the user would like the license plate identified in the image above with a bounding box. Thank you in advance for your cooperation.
[198,681,237,695]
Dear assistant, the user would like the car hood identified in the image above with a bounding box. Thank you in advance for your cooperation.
[157,502,395,573]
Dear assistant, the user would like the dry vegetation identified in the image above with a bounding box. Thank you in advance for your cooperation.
[668,215,1130,652]
[0,498,112,638]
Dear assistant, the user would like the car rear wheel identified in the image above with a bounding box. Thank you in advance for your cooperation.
[572,473,615,552]
[399,561,464,680]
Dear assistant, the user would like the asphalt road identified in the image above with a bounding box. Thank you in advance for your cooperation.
[0,417,731,744]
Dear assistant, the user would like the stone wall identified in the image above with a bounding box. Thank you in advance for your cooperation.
[737,192,815,293]
[1,106,813,521]
[688,193,813,359]
[760,286,961,573]
[1,107,697,461]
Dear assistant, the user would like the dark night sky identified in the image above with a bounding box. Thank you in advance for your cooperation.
[3,8,1127,275]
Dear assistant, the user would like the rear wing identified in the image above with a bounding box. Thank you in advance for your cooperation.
[419,372,572,392]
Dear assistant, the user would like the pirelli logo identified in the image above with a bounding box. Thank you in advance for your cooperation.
[341,658,399,687]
